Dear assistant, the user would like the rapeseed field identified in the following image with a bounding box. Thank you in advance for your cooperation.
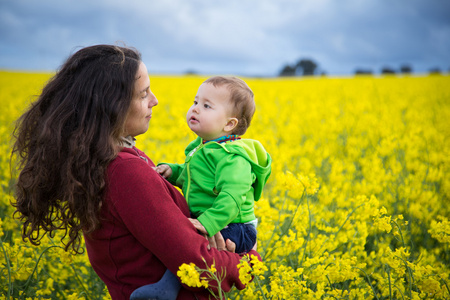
[1,71,449,299]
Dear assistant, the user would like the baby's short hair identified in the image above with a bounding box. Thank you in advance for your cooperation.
[203,76,255,135]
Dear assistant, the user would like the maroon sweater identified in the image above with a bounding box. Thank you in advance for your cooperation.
[84,147,260,299]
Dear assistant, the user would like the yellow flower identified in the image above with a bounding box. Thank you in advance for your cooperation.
[67,293,83,300]
[102,285,112,300]
[210,263,217,274]
[237,254,268,286]
[237,259,252,286]
[429,216,450,243]
[420,278,441,296]
[279,171,304,199]
[249,254,268,279]
[177,263,207,288]
[298,173,320,195]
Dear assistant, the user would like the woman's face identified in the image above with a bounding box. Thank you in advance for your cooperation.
[123,62,158,137]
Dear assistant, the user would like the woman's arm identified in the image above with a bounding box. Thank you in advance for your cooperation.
[108,156,258,294]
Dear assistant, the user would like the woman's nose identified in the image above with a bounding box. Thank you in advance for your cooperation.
[149,93,158,107]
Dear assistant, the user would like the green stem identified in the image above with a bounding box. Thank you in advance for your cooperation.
[281,190,305,236]
[0,238,12,299]
[281,190,306,268]
[71,265,92,300]
[334,203,366,237]
[325,274,333,289]
[22,245,62,294]
[353,267,380,300]
[391,220,406,248]
[322,202,366,256]
[255,276,268,300]
[262,191,288,260]
[300,195,313,266]
[440,277,450,296]
[395,254,415,297]
[393,284,405,300]
[386,264,392,300]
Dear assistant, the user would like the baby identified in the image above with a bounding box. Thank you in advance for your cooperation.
[130,76,271,300]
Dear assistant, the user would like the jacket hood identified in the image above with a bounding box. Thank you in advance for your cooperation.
[221,139,272,201]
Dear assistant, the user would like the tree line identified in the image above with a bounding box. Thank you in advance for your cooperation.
[279,58,448,77]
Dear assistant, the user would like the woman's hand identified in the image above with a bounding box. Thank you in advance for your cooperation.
[252,241,257,251]
[188,218,236,252]
[207,232,236,253]
[153,164,172,178]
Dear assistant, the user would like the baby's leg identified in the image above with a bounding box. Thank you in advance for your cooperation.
[130,269,181,300]
[221,223,257,253]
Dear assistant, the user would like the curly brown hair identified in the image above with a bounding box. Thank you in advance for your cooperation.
[12,45,142,253]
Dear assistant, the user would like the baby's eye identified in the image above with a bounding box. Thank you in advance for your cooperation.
[204,104,211,108]
[193,100,198,105]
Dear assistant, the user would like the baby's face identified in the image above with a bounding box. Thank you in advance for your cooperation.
[186,83,236,141]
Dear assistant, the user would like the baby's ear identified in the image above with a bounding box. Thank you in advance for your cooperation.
[224,117,238,133]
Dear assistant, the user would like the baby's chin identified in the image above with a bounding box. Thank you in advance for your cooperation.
[188,127,202,138]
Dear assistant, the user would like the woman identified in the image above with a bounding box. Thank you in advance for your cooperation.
[12,44,260,299]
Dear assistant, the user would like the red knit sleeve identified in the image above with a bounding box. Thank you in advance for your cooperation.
[107,155,260,295]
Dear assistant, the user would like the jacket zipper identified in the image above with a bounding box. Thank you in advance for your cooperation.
[185,143,203,204]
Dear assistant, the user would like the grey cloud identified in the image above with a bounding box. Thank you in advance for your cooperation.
[0,0,449,75]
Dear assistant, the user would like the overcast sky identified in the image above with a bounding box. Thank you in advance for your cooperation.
[1,0,449,76]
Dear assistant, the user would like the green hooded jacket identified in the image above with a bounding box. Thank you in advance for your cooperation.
[162,136,272,237]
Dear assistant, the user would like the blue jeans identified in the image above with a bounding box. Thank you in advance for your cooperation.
[221,223,257,253]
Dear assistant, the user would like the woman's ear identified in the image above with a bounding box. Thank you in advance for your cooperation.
[224,117,238,133]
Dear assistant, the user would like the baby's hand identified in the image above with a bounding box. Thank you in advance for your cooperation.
[153,164,172,178]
